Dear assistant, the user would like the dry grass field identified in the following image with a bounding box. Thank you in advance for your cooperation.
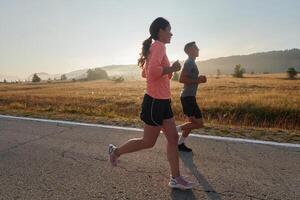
[0,73,299,143]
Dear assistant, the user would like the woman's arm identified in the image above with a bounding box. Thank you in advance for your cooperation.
[148,44,181,78]
[162,60,181,75]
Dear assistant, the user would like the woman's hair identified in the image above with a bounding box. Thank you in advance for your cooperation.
[138,17,170,68]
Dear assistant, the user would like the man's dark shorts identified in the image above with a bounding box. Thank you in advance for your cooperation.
[180,96,202,119]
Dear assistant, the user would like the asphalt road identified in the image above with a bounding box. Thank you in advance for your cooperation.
[0,116,299,200]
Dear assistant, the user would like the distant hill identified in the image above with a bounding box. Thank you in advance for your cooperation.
[64,69,89,80]
[62,66,141,81]
[100,65,141,80]
[3,49,299,82]
[197,48,300,75]
[0,74,21,82]
[92,49,300,78]
[26,69,89,81]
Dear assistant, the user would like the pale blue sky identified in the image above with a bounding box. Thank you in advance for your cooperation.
[0,0,299,78]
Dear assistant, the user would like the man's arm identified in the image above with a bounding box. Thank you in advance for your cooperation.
[179,70,199,84]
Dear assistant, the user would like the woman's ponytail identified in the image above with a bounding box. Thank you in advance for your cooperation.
[138,36,152,68]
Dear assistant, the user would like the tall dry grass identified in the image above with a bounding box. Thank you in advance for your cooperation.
[0,74,299,130]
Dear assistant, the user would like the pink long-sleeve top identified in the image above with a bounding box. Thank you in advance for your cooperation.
[142,40,172,99]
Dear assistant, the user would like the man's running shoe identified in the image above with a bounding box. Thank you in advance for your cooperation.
[108,144,118,167]
[178,143,192,152]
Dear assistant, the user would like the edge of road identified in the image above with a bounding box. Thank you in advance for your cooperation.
[1,114,299,148]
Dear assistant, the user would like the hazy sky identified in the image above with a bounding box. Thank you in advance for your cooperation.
[0,0,299,78]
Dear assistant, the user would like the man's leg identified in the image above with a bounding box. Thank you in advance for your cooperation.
[178,117,203,152]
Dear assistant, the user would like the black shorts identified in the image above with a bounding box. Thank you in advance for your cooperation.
[140,94,173,126]
[180,96,202,119]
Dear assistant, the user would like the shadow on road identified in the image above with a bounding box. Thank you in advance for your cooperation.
[179,152,223,200]
[170,188,198,200]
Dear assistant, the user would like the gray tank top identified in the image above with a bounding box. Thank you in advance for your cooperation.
[180,58,199,97]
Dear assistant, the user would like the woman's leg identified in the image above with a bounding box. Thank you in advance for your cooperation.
[162,117,180,177]
[164,118,197,189]
[114,124,161,156]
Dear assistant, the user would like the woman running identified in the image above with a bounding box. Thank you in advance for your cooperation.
[108,17,196,190]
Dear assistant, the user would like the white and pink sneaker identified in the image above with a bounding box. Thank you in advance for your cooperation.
[108,144,118,167]
[168,176,197,190]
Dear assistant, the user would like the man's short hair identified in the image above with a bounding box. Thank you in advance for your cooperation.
[184,41,196,54]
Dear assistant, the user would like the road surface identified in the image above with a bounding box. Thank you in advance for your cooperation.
[0,115,299,200]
